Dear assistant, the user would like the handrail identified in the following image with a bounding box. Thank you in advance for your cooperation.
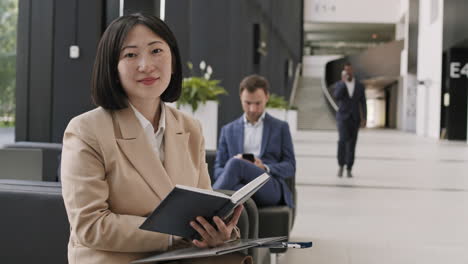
[289,62,302,107]
[321,68,338,112]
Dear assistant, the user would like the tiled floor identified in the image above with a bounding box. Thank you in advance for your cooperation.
[283,129,468,264]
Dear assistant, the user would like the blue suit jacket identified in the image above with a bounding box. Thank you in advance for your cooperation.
[334,80,367,122]
[214,113,296,207]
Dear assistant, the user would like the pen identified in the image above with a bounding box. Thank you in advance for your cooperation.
[283,242,301,248]
[281,242,313,248]
[258,241,312,249]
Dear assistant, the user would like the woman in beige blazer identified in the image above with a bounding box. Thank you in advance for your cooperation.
[61,13,248,264]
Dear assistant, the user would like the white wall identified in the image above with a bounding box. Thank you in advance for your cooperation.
[399,0,409,19]
[398,0,411,132]
[304,0,400,23]
[303,55,343,78]
[416,0,443,138]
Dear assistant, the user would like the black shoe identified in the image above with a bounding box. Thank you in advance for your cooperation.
[346,169,353,178]
[337,167,344,177]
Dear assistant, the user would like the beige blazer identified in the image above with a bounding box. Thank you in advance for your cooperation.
[61,105,211,264]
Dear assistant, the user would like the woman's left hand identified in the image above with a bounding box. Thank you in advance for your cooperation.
[190,204,244,248]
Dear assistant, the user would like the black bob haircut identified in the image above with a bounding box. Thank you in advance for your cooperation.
[91,13,182,110]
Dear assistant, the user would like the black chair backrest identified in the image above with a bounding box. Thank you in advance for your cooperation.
[3,142,63,181]
[205,150,217,180]
[0,180,69,264]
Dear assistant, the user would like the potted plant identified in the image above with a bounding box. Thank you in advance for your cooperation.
[266,93,298,135]
[177,61,227,112]
[175,61,228,150]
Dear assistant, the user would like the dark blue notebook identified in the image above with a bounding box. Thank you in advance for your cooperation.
[140,173,270,239]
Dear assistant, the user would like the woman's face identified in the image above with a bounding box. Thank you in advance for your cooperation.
[117,24,173,104]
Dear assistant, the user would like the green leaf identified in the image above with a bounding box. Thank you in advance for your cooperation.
[266,93,288,109]
[0,0,18,122]
[178,62,228,112]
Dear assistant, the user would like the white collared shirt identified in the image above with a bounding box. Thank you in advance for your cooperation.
[345,78,355,98]
[243,112,266,157]
[130,101,173,245]
[129,101,166,162]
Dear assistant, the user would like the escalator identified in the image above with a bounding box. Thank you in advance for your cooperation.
[295,76,336,130]
[322,40,403,129]
[292,40,403,131]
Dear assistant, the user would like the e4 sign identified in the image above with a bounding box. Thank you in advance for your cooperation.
[450,62,468,78]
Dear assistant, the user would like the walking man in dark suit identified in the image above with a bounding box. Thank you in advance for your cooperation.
[213,74,295,207]
[334,63,367,178]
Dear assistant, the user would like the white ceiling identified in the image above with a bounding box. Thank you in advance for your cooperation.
[304,22,396,43]
[304,0,402,24]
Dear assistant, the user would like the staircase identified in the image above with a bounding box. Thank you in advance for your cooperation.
[294,77,336,130]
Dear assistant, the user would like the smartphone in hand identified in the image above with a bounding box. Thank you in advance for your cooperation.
[242,153,255,163]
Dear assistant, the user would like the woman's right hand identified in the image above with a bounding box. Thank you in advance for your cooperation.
[190,204,244,248]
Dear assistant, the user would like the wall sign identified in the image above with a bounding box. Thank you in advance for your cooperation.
[449,62,468,78]
[444,49,468,140]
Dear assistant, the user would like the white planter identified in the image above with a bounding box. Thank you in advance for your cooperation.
[286,109,298,135]
[266,108,286,121]
[266,108,297,135]
[176,101,218,150]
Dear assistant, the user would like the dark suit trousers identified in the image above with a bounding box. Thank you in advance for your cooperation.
[212,158,282,207]
[337,118,360,169]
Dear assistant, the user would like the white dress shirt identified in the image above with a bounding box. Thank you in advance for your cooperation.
[243,112,271,173]
[129,102,166,162]
[345,78,355,98]
[131,102,175,245]
[243,112,266,157]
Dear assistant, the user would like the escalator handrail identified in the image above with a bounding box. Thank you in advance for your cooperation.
[321,71,338,112]
[289,62,302,107]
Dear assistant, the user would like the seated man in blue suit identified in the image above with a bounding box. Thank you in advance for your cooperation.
[213,74,295,208]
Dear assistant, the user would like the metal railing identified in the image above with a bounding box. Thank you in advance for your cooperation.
[321,67,338,112]
[289,62,302,107]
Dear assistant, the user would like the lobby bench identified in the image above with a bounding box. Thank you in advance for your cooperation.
[0,143,262,263]
[0,179,255,263]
